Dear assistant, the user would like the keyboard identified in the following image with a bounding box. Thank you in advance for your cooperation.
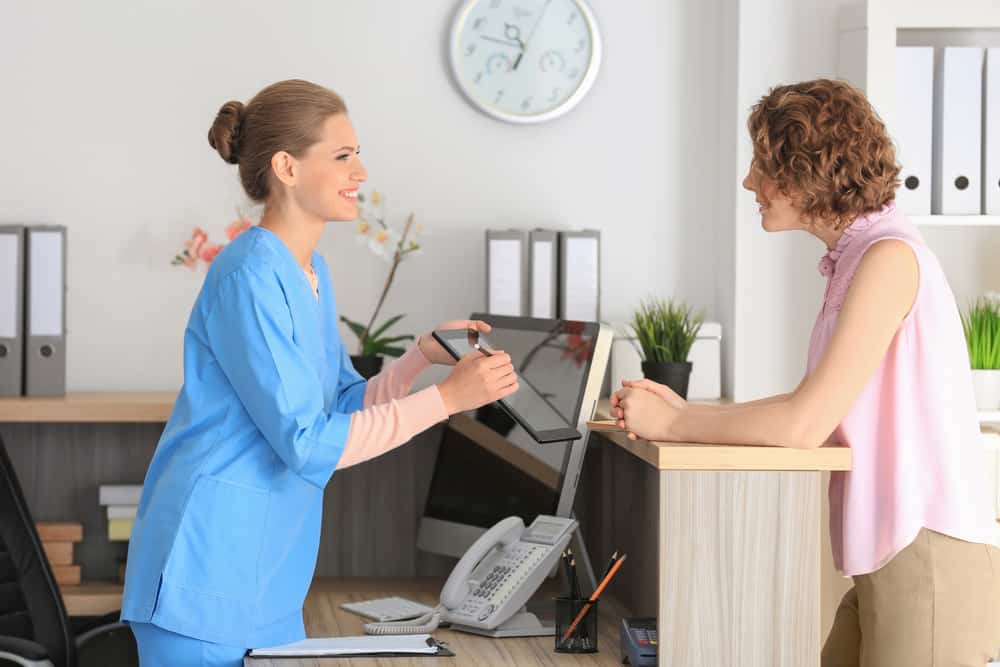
[340,596,436,623]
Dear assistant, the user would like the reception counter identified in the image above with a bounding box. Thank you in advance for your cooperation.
[590,402,851,667]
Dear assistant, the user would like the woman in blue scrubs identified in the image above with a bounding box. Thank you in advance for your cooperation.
[120,79,519,665]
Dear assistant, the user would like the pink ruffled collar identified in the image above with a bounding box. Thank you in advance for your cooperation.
[818,203,896,277]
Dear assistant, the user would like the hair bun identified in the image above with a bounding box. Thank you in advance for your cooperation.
[207,100,245,164]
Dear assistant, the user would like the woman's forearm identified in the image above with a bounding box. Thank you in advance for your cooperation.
[683,393,793,413]
[668,395,818,448]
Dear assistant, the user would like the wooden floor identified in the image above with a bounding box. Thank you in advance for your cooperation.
[246,578,631,666]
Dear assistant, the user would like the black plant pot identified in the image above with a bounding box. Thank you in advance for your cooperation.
[350,355,385,380]
[476,403,517,436]
[641,361,693,399]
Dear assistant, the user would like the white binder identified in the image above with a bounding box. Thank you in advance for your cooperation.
[25,225,67,397]
[895,47,934,215]
[0,226,25,397]
[986,48,1000,215]
[558,231,600,322]
[528,230,558,319]
[486,230,528,316]
[934,47,985,215]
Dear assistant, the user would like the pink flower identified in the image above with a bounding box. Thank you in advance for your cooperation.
[225,220,252,241]
[200,243,223,263]
[185,228,208,258]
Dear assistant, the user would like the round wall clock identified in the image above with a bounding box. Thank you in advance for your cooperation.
[449,0,602,123]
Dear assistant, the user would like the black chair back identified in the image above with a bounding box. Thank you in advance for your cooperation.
[0,433,75,667]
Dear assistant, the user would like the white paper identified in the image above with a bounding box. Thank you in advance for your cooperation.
[250,634,438,657]
[28,230,63,336]
[531,239,553,318]
[0,235,18,339]
[488,239,522,316]
[563,237,599,321]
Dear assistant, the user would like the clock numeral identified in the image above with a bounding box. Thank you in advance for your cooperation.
[475,71,484,85]
[520,96,533,111]
[465,43,478,56]
[495,89,505,103]
[548,87,561,103]
[567,67,579,79]
[574,38,586,53]
[513,6,532,20]
[473,17,486,30]
[567,12,577,25]
[489,0,501,9]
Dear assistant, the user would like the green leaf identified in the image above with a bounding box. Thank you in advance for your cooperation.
[381,345,406,358]
[340,316,368,341]
[375,335,415,345]
[370,314,406,341]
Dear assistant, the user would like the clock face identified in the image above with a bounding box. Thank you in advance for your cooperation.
[450,0,602,123]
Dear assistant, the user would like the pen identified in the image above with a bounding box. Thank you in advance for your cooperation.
[467,327,493,357]
[561,553,627,642]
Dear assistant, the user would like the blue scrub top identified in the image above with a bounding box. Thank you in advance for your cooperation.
[121,226,367,648]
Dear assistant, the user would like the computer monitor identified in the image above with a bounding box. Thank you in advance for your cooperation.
[416,314,612,561]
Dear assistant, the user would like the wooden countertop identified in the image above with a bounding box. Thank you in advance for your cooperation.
[593,399,852,472]
[0,392,175,422]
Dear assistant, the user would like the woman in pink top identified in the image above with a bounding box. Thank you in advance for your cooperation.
[612,79,1000,665]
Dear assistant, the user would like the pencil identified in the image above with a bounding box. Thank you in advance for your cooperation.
[561,553,627,642]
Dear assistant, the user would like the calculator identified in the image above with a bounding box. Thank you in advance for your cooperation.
[620,617,657,666]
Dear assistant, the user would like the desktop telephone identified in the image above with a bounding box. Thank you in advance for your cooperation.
[364,515,577,637]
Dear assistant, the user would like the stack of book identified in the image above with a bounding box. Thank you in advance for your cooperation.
[98,484,141,542]
[36,522,83,586]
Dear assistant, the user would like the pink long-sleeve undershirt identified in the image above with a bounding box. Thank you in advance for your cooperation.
[336,341,449,469]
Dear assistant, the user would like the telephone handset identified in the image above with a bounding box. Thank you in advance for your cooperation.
[365,515,577,636]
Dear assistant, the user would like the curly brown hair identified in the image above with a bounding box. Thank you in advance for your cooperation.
[747,79,900,230]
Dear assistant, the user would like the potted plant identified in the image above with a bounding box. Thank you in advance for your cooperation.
[630,298,703,399]
[962,297,1000,410]
[340,190,426,379]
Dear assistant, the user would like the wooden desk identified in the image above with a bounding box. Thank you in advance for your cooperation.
[590,402,851,667]
[246,578,630,666]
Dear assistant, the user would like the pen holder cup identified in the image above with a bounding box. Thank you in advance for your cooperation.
[554,597,599,653]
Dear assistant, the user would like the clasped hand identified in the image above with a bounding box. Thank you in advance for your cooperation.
[610,379,686,442]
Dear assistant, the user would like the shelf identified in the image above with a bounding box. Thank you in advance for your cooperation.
[0,392,176,423]
[981,411,1000,424]
[912,216,1000,227]
[60,581,122,616]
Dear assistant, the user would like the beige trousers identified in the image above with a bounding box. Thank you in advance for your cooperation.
[822,528,1000,667]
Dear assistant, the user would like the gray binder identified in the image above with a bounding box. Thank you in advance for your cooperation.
[528,230,559,319]
[0,226,25,397]
[486,230,529,316]
[558,230,601,322]
[25,225,67,397]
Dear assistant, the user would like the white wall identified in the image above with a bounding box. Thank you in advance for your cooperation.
[0,0,724,391]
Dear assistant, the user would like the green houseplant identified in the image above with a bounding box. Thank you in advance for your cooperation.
[962,297,1000,410]
[631,298,704,399]
[340,190,425,379]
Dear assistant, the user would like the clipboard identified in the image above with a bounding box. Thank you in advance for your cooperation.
[587,419,625,433]
[247,635,454,660]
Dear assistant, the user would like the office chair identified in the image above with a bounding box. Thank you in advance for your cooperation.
[0,434,137,667]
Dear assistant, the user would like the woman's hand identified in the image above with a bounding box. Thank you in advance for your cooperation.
[418,320,492,366]
[437,351,518,415]
[611,385,682,441]
[617,378,687,411]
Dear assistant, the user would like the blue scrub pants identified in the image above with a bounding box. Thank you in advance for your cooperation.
[130,622,247,667]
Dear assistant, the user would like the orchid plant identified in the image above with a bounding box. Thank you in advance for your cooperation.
[341,190,426,359]
[172,211,253,268]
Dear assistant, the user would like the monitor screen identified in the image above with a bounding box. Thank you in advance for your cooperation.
[423,316,599,529]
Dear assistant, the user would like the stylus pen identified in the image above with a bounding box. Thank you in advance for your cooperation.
[467,328,493,357]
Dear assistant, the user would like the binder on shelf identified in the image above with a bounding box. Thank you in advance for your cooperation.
[486,230,528,316]
[98,484,143,506]
[528,230,558,319]
[0,226,25,397]
[933,47,985,215]
[986,48,1000,216]
[558,230,600,322]
[895,47,934,216]
[24,225,67,397]
[35,522,83,543]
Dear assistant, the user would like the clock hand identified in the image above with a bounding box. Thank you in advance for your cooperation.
[480,34,521,48]
[515,0,552,70]
[504,22,526,71]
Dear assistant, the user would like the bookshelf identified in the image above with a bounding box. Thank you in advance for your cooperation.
[0,392,175,423]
